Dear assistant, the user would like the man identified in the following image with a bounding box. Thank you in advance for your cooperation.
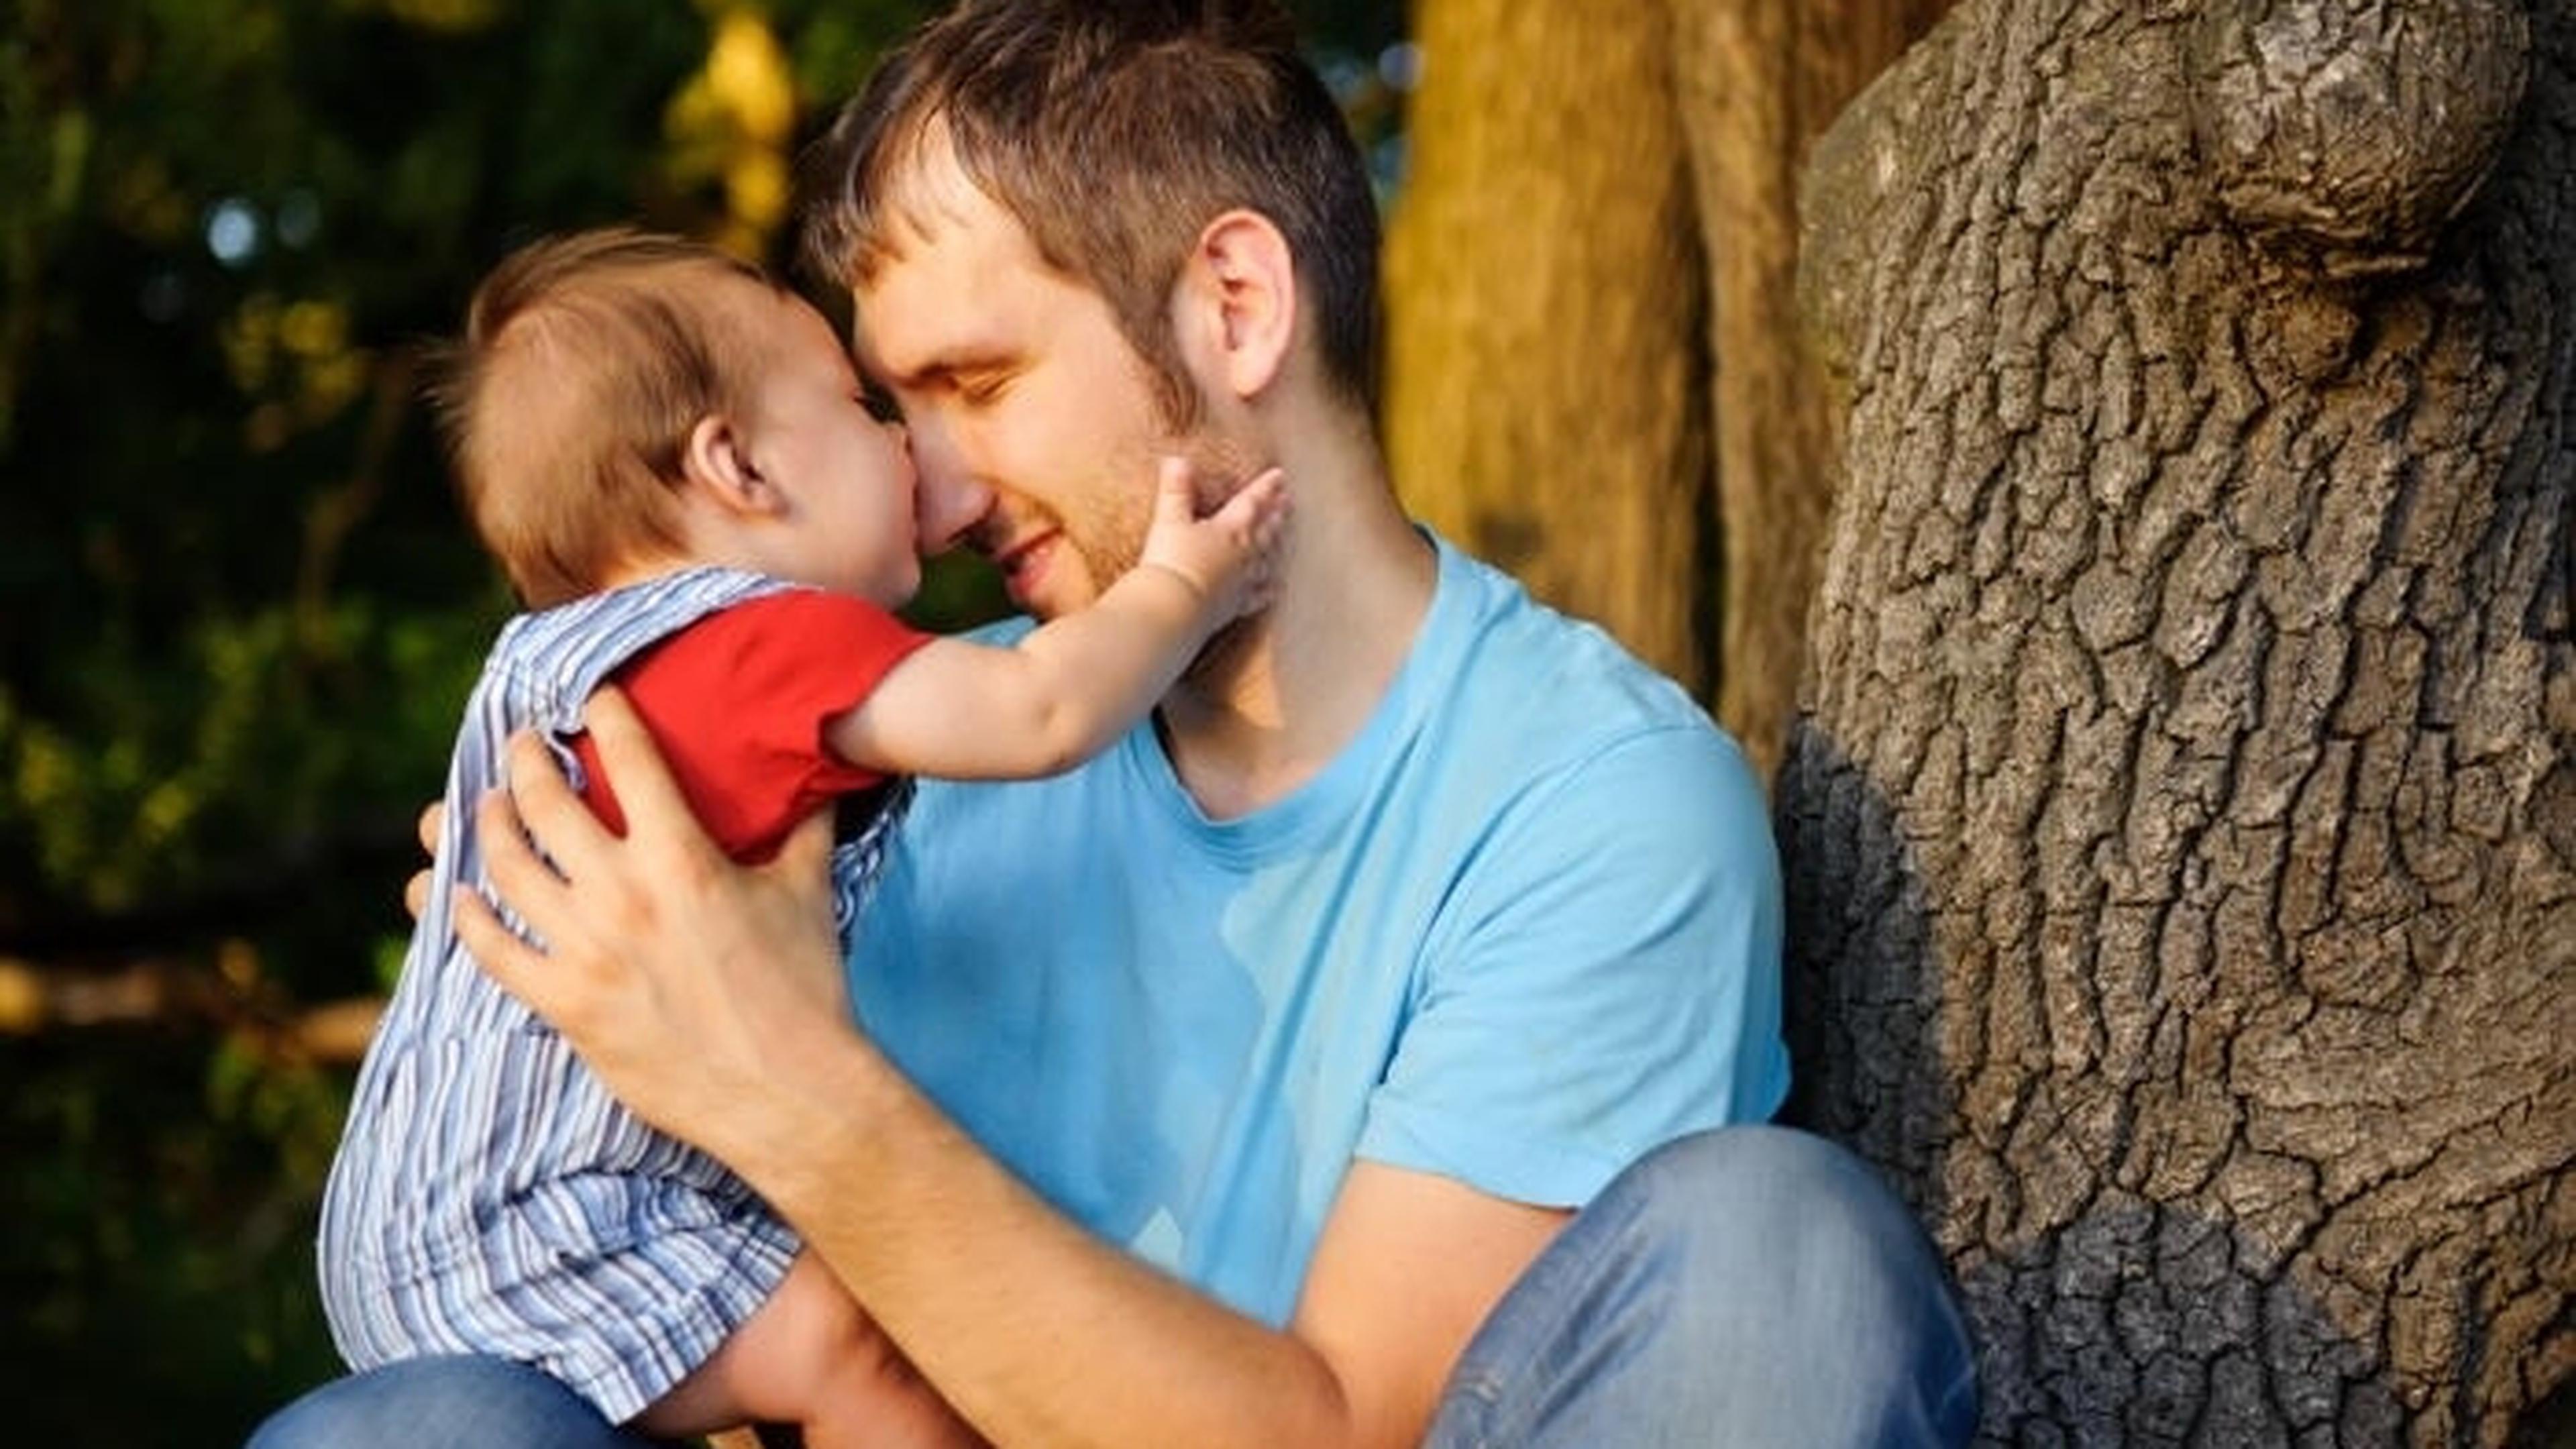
[254,1,1976,1444]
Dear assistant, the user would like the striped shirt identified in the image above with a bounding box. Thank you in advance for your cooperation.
[316,566,907,1421]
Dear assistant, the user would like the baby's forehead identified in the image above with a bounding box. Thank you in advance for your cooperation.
[484,260,790,407]
[651,266,771,343]
[674,270,825,362]
[498,255,753,341]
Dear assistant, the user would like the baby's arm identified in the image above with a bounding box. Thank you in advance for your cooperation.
[632,1251,984,1446]
[826,460,1286,781]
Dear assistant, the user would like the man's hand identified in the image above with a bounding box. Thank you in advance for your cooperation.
[451,686,853,1163]
[404,800,441,922]
[429,694,1552,1449]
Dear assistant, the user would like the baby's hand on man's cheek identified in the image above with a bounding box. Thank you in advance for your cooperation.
[1140,457,1289,619]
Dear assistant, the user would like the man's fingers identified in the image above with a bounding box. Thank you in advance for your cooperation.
[496,724,614,877]
[474,780,572,923]
[1210,467,1287,541]
[452,874,558,1016]
[580,686,715,855]
[402,799,448,923]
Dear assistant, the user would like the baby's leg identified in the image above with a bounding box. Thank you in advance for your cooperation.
[628,1250,983,1448]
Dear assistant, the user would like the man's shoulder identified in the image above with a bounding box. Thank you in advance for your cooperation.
[1430,545,1735,767]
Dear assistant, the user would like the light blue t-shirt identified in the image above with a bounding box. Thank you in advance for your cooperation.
[847,533,1788,1324]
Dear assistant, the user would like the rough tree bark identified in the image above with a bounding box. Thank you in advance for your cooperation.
[1780,0,2571,1444]
[1385,1,1945,771]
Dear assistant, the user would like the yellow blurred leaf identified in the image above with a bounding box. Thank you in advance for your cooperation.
[706,11,795,146]
[384,0,502,32]
[220,294,280,392]
[277,299,346,358]
[0,959,40,1034]
[724,150,788,231]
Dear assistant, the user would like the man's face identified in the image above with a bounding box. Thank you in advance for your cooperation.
[849,148,1211,620]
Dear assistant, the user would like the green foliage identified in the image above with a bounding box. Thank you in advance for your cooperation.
[5,1032,349,1444]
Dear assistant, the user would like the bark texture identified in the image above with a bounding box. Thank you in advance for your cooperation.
[1782,0,2572,1444]
[1385,1,1712,691]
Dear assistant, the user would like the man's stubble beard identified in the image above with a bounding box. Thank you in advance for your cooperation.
[1071,390,1264,606]
[1081,419,1267,687]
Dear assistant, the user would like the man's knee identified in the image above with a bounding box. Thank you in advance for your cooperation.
[1603,1125,1980,1439]
[246,1356,637,1449]
[1613,1124,1931,1257]
[1605,1124,1953,1306]
[1434,1126,1979,1446]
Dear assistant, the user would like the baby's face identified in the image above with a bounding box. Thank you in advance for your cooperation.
[737,288,924,605]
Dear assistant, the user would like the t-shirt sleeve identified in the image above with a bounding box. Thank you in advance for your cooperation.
[576,589,936,861]
[1356,725,1792,1208]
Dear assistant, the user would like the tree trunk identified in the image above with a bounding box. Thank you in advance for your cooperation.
[1385,1,1713,694]
[1782,0,2572,1444]
[1385,2,1944,754]
[1672,0,1955,775]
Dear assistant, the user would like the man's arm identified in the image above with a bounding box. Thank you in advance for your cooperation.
[459,688,1560,1449]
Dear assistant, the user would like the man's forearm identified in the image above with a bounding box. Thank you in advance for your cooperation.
[731,1028,1368,1449]
[458,701,1531,1448]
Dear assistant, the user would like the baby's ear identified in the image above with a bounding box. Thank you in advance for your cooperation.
[680,413,784,517]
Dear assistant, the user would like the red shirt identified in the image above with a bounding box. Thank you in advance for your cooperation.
[571,590,935,862]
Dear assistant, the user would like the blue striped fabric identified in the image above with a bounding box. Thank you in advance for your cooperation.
[317,565,905,1421]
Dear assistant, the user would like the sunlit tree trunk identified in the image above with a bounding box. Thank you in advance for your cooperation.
[1384,1,1711,692]
[1385,0,1946,775]
[1673,0,1953,774]
[1783,0,2572,1442]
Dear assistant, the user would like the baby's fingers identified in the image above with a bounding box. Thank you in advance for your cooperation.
[1152,455,1199,527]
[1212,467,1288,536]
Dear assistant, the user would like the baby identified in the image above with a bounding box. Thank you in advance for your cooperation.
[315,227,1283,1446]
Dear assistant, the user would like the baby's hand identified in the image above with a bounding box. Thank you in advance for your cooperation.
[1139,458,1289,624]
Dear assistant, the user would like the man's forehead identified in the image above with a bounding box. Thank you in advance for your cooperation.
[854,117,1019,280]
[849,274,1022,384]
[879,120,986,225]
[848,156,1049,376]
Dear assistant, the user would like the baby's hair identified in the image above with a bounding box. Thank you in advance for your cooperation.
[425,228,786,608]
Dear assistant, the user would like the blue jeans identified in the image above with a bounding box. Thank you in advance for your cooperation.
[249,1126,1975,1448]
[1423,1126,1976,1446]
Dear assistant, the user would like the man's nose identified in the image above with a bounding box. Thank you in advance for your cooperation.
[910,430,994,554]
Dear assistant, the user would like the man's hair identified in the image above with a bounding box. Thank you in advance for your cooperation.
[425,228,781,608]
[794,0,1381,420]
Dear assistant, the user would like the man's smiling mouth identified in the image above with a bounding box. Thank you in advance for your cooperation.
[991,530,1061,604]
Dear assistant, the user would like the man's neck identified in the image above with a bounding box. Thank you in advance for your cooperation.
[1154,462,1436,820]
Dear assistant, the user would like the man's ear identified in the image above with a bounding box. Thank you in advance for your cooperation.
[680,413,786,518]
[1179,209,1297,400]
